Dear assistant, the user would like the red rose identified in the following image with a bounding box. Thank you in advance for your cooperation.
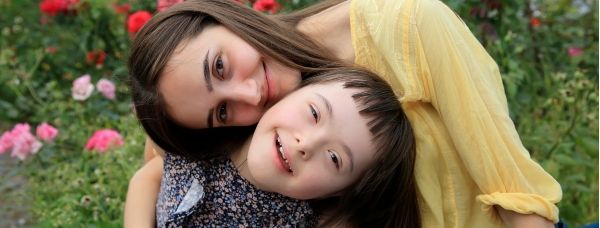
[530,17,541,27]
[86,51,95,63]
[127,11,153,34]
[253,0,280,14]
[86,50,107,67]
[40,0,68,16]
[39,0,78,16]
[96,51,106,66]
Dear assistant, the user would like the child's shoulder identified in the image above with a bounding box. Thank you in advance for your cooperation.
[157,153,319,227]
[162,152,225,174]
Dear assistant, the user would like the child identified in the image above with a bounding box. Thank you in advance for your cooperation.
[126,68,420,227]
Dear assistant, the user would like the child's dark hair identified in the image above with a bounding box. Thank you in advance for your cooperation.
[302,67,420,228]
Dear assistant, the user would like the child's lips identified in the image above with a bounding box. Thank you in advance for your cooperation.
[274,132,293,174]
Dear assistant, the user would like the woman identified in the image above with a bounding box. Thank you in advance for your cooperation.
[127,0,561,227]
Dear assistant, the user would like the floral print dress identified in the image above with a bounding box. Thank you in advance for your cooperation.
[156,153,318,227]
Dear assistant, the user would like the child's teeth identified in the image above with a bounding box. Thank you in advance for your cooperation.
[276,134,292,173]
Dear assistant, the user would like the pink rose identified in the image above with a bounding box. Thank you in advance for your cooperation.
[0,132,13,154]
[96,79,116,100]
[85,129,124,153]
[7,123,42,160]
[36,122,59,142]
[12,123,31,135]
[568,47,583,57]
[72,74,94,101]
[157,0,184,12]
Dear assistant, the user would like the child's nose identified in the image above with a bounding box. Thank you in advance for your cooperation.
[295,135,318,161]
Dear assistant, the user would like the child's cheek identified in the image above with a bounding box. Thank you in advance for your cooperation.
[295,169,337,199]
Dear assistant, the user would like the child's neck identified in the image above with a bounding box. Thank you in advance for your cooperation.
[230,136,260,187]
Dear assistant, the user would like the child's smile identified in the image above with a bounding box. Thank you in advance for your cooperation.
[274,132,293,174]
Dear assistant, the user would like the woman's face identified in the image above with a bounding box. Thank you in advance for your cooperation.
[159,25,301,129]
[246,82,376,200]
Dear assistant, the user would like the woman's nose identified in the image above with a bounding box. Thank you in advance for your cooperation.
[230,78,260,106]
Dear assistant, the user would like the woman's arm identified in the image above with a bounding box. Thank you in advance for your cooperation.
[124,156,164,228]
[497,206,554,228]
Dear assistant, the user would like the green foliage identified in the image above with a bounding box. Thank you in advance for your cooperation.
[27,116,145,227]
[1,0,150,226]
[449,0,598,225]
[0,0,597,226]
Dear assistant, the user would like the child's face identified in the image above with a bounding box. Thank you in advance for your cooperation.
[246,82,376,200]
[159,25,301,129]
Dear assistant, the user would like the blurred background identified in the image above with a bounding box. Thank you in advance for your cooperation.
[0,0,597,227]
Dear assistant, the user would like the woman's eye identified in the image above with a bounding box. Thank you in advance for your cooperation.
[215,56,225,79]
[217,102,228,123]
[328,150,340,169]
[309,104,319,122]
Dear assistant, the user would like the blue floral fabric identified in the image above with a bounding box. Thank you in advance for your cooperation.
[156,153,318,227]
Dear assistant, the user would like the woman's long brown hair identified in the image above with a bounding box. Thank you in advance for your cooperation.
[128,0,344,160]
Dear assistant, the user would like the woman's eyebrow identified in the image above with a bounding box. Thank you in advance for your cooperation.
[315,93,354,172]
[203,50,213,91]
[204,50,214,128]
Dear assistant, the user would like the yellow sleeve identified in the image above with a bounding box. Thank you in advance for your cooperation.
[415,0,562,221]
[351,0,562,222]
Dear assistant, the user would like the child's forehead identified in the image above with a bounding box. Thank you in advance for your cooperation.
[299,81,345,92]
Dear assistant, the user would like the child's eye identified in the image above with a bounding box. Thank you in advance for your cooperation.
[309,104,319,123]
[217,102,228,123]
[214,56,225,79]
[328,150,340,169]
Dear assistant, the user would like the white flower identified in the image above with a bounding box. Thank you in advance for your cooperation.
[72,74,94,101]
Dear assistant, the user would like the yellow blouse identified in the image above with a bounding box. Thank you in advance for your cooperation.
[349,0,562,227]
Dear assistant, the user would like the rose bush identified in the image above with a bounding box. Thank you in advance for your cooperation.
[0,0,596,226]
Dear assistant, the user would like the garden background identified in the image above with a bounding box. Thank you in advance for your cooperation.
[0,0,597,227]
